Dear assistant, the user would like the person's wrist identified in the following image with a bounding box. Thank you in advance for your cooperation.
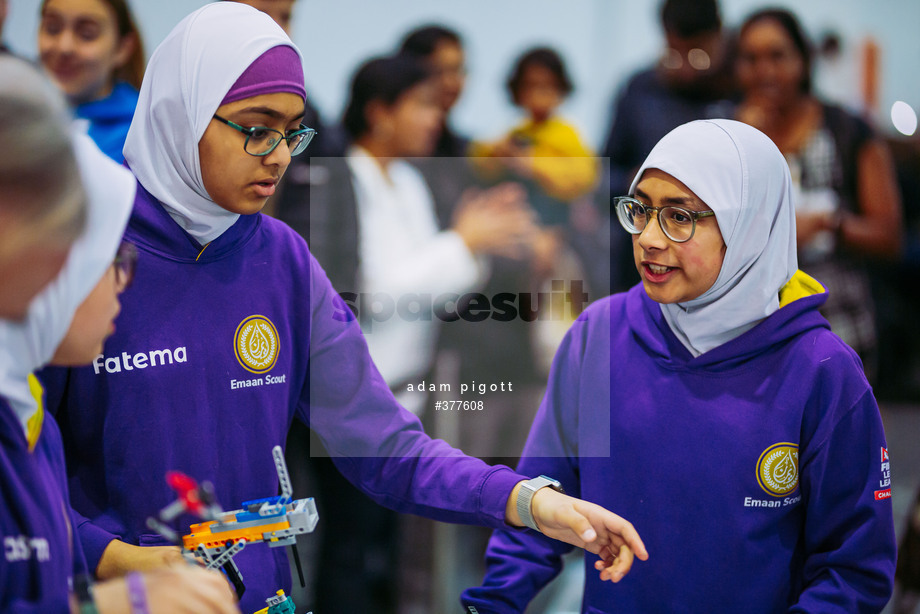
[126,572,149,614]
[516,475,565,532]
[95,539,127,580]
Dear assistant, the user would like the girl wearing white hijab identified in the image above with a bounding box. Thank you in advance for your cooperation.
[0,57,238,614]
[464,119,896,613]
[44,5,647,612]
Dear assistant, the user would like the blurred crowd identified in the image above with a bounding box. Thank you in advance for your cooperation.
[5,0,920,611]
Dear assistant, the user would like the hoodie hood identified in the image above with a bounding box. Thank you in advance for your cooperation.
[124,181,261,264]
[626,270,831,372]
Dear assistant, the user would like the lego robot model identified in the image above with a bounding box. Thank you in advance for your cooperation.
[253,589,304,614]
[147,445,319,599]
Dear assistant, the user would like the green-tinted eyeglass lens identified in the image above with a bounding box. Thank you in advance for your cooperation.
[214,115,317,157]
[289,127,316,156]
[248,126,316,156]
[245,128,283,155]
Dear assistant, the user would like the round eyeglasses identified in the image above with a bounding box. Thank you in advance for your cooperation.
[113,241,137,290]
[212,114,316,157]
[613,196,716,243]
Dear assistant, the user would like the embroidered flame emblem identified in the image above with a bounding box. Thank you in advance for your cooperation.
[756,443,799,497]
[248,323,272,362]
[234,315,279,374]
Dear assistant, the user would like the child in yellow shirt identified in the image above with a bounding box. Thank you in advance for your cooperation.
[471,47,598,227]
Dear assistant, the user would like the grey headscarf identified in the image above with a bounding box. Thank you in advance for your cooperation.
[629,119,798,356]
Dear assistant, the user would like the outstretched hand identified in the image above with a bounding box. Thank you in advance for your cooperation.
[506,482,648,583]
[96,540,186,580]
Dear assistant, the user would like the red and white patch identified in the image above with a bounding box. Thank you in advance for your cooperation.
[877,446,891,499]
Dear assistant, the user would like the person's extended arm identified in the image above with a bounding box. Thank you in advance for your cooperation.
[798,138,904,258]
[303,254,645,565]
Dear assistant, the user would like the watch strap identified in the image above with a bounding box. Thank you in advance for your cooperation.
[516,475,564,532]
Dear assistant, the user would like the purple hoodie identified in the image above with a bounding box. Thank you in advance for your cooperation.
[0,393,87,613]
[44,183,524,612]
[462,276,896,613]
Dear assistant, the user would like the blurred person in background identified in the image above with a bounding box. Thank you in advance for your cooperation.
[871,136,920,401]
[399,24,469,159]
[471,46,598,379]
[471,46,597,230]
[323,57,535,613]
[399,31,566,610]
[398,27,553,460]
[601,0,735,199]
[397,25,476,239]
[38,0,144,162]
[601,0,736,292]
[734,8,903,382]
[302,53,536,413]
[0,54,239,614]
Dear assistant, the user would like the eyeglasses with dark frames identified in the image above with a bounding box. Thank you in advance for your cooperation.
[212,114,316,157]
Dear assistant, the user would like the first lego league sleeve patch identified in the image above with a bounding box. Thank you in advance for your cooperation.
[875,447,891,501]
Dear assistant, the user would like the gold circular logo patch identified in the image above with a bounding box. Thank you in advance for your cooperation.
[234,315,279,374]
[756,442,799,497]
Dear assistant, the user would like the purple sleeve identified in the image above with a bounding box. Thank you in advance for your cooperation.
[301,254,525,529]
[791,390,896,612]
[462,314,589,612]
[73,511,116,576]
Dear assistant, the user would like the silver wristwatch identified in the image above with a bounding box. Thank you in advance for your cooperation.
[516,475,565,531]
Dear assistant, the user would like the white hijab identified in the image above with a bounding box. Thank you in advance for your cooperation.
[0,133,135,435]
[629,119,798,356]
[123,3,302,245]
